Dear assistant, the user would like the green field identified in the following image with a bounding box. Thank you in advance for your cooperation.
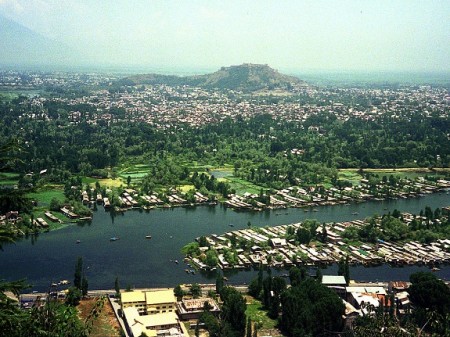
[338,170,363,185]
[0,172,20,186]
[27,187,65,207]
[118,164,152,182]
[223,176,265,195]
[245,297,280,334]
[338,168,448,184]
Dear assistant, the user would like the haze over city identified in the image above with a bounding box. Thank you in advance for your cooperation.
[0,0,449,73]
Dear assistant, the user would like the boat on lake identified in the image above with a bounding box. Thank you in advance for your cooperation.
[76,240,81,244]
[110,237,119,242]
[145,235,152,239]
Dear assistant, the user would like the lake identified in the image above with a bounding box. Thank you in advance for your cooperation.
[1,192,449,291]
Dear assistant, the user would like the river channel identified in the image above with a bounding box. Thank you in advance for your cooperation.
[1,192,449,291]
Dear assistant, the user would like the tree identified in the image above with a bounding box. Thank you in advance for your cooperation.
[81,276,88,297]
[190,283,202,299]
[49,197,63,212]
[74,257,83,289]
[66,286,82,306]
[114,276,120,298]
[216,270,224,295]
[289,266,302,287]
[220,286,247,335]
[205,249,218,267]
[408,272,450,334]
[195,320,200,337]
[174,284,184,300]
[296,227,311,244]
[280,279,345,337]
[246,317,252,337]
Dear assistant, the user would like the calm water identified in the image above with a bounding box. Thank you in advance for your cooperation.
[1,193,449,291]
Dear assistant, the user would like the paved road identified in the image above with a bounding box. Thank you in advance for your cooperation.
[108,296,130,337]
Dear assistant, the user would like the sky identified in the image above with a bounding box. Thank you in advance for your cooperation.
[0,0,449,73]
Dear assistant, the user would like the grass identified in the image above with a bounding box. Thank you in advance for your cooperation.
[179,184,195,193]
[0,172,20,186]
[98,178,124,188]
[224,176,265,195]
[27,187,65,207]
[245,297,279,331]
[341,167,450,181]
[338,170,363,185]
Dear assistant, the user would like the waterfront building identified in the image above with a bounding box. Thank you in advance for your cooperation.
[123,307,188,337]
[121,289,176,315]
[176,297,220,320]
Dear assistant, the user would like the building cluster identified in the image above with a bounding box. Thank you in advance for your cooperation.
[322,276,413,328]
[120,289,220,337]
[0,70,118,90]
[187,210,450,270]
[223,178,450,211]
[2,71,449,128]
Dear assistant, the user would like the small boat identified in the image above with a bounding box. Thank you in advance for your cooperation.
[174,260,179,264]
[431,267,440,272]
[352,212,359,215]
[229,224,234,227]
[76,240,81,244]
[59,280,70,285]
[110,237,119,242]
[145,235,152,239]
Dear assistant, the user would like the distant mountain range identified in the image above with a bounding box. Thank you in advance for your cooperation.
[119,64,307,92]
[0,15,78,67]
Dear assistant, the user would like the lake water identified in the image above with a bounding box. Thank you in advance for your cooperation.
[1,192,449,291]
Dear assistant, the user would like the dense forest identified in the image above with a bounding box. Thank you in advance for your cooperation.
[0,94,448,191]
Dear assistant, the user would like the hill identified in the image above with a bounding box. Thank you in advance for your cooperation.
[120,64,306,92]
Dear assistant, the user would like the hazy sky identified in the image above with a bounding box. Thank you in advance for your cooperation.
[1,0,449,72]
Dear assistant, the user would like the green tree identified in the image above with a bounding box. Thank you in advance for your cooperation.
[190,283,202,299]
[246,317,252,337]
[114,276,120,298]
[288,266,302,287]
[220,286,247,335]
[174,284,185,300]
[280,278,345,337]
[216,270,224,295]
[66,286,82,306]
[81,276,88,297]
[409,272,450,334]
[74,257,83,289]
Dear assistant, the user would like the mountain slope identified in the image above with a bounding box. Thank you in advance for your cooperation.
[121,64,306,91]
[0,15,78,67]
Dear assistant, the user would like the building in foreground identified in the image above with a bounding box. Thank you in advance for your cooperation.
[121,289,177,315]
[176,297,220,320]
[123,307,188,337]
